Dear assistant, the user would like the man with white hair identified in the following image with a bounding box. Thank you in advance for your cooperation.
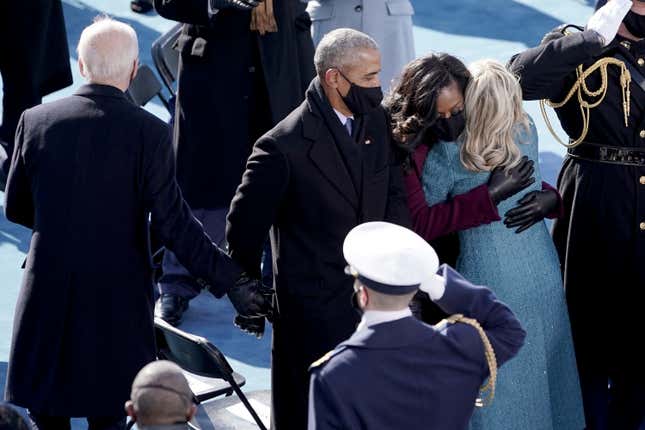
[226,28,410,428]
[3,17,270,430]
[125,361,196,429]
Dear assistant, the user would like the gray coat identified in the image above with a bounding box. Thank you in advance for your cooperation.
[306,0,415,90]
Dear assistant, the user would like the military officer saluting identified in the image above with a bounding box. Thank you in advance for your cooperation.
[508,1,645,427]
[308,222,526,430]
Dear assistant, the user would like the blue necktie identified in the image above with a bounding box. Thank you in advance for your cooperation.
[345,118,353,136]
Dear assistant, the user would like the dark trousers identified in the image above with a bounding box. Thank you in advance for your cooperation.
[30,413,126,430]
[579,366,645,430]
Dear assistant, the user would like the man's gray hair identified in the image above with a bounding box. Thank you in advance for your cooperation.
[77,16,138,83]
[314,28,379,77]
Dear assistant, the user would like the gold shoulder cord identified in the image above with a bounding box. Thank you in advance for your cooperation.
[540,57,631,148]
[442,314,498,407]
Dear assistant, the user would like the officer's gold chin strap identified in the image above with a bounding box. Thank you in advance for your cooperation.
[540,57,631,148]
[440,314,497,408]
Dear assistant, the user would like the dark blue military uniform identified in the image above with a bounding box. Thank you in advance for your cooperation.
[308,265,526,430]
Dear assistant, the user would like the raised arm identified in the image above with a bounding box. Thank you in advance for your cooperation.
[432,265,526,368]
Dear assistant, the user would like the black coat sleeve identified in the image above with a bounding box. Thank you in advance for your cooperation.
[153,0,210,25]
[434,265,526,369]
[226,136,289,279]
[145,131,241,297]
[508,29,605,100]
[385,148,412,228]
[4,113,34,229]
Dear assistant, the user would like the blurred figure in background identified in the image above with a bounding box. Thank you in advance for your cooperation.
[0,0,72,189]
[0,404,31,430]
[306,0,415,91]
[153,0,315,325]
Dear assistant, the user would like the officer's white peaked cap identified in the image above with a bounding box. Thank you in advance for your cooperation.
[343,222,440,295]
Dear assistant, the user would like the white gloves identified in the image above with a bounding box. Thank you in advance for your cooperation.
[587,0,633,46]
[419,273,446,301]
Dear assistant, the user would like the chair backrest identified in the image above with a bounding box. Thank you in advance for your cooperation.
[154,317,234,380]
[151,23,183,94]
[126,64,163,107]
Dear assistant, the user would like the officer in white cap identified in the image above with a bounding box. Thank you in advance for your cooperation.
[307,222,527,430]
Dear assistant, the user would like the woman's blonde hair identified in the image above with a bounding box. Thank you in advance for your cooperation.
[460,59,530,172]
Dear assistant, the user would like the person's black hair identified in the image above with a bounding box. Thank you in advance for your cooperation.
[385,53,471,157]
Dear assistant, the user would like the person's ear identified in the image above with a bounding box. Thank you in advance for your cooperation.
[125,400,137,420]
[78,59,86,78]
[324,68,341,89]
[130,58,139,82]
[360,287,369,309]
[187,404,198,421]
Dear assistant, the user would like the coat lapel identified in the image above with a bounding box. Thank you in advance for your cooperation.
[303,100,359,208]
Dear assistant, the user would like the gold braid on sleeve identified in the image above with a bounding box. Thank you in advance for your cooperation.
[540,57,631,149]
[442,314,498,408]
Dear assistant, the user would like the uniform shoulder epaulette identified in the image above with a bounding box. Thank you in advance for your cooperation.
[310,349,336,370]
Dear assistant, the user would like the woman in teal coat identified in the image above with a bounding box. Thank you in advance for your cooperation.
[422,59,585,429]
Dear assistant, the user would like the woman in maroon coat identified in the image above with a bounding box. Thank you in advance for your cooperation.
[385,53,562,321]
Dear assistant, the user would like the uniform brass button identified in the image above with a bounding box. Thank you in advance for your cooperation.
[638,58,645,66]
[640,130,645,139]
[354,5,362,12]
[640,176,645,185]
[641,222,645,231]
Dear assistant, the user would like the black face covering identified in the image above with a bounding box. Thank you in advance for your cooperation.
[337,70,383,115]
[430,110,466,142]
[624,10,645,39]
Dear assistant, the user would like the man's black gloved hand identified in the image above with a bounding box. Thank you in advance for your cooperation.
[487,156,535,205]
[233,284,274,338]
[210,0,262,11]
[227,273,273,318]
[234,315,266,339]
[503,189,560,233]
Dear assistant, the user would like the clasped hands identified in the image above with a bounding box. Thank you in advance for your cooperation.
[227,273,274,339]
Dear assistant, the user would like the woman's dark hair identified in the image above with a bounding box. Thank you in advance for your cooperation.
[385,53,471,152]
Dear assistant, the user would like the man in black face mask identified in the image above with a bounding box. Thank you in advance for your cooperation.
[509,1,645,428]
[226,28,410,429]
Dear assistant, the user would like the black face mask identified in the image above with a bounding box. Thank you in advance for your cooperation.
[430,110,466,142]
[624,10,645,39]
[337,70,383,115]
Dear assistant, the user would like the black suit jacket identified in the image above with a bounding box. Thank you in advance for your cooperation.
[3,84,239,416]
[226,77,410,429]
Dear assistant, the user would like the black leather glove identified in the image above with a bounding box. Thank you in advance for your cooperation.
[487,156,535,205]
[233,285,274,338]
[503,189,560,233]
[210,0,262,11]
[227,273,273,318]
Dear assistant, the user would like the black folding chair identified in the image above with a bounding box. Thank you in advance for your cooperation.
[151,23,182,95]
[154,318,269,430]
[126,64,172,112]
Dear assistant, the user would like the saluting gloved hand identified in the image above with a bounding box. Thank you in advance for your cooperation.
[503,189,560,233]
[587,0,633,46]
[487,156,535,205]
[210,0,262,11]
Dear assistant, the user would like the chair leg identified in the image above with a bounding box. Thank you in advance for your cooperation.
[227,378,268,430]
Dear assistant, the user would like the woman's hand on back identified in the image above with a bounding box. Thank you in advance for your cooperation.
[487,156,535,205]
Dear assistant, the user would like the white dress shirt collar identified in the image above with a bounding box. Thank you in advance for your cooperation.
[356,308,413,332]
[333,108,354,126]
